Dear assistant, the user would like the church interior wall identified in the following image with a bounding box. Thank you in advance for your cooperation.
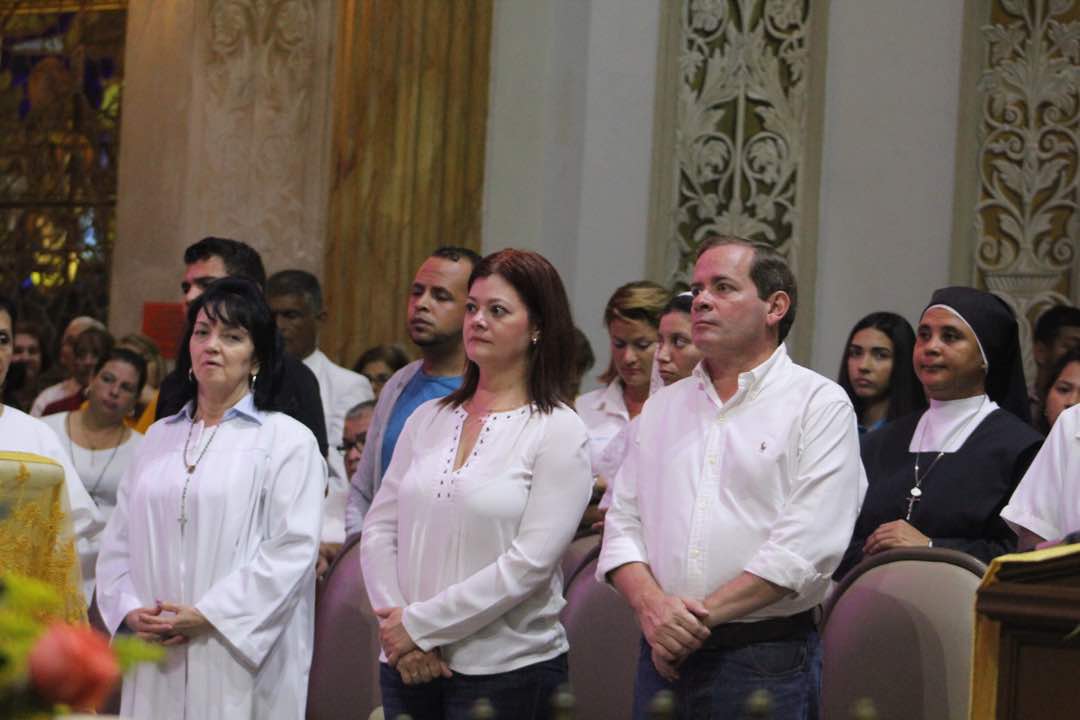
[810,0,966,376]
[483,0,661,392]
[486,0,971,384]
[106,0,1008,384]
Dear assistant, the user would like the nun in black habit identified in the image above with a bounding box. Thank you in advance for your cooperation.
[834,287,1043,579]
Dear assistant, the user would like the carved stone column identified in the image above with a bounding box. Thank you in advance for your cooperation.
[109,0,336,337]
[655,0,827,361]
[953,0,1080,381]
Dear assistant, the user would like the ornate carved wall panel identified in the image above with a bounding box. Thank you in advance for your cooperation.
[323,0,491,365]
[956,0,1080,381]
[655,0,825,360]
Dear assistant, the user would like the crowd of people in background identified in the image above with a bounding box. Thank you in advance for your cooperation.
[1,234,1079,720]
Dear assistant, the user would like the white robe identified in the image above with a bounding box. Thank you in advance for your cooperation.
[0,404,104,594]
[96,395,325,720]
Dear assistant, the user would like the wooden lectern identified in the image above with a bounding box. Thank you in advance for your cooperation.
[971,545,1080,719]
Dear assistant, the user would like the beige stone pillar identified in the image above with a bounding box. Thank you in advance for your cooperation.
[109,0,337,338]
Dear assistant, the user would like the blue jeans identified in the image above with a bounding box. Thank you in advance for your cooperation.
[379,654,568,720]
[633,637,674,720]
[634,632,821,720]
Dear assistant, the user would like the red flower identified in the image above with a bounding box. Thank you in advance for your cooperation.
[28,624,120,711]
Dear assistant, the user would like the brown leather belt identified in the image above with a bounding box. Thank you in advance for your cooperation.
[703,610,816,649]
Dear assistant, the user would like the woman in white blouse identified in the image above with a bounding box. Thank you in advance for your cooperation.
[361,249,594,720]
[575,281,669,483]
[42,348,146,513]
[42,347,146,599]
[96,278,325,720]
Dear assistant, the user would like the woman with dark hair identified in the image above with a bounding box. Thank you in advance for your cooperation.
[838,311,927,433]
[117,333,167,433]
[42,347,147,600]
[3,321,50,412]
[653,291,703,387]
[1036,347,1080,433]
[95,277,325,720]
[361,249,593,720]
[353,343,411,398]
[835,287,1043,578]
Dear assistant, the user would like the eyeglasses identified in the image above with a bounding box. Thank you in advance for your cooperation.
[336,435,367,454]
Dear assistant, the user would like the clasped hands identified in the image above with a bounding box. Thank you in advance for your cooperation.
[374,606,452,686]
[637,591,711,682]
[124,602,210,646]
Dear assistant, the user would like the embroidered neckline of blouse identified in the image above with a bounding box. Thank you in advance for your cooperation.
[441,405,533,480]
[457,402,534,419]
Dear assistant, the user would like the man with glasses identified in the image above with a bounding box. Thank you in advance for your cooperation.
[341,400,375,485]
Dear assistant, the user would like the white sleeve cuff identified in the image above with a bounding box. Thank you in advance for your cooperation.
[401,606,437,653]
[744,541,823,598]
[595,534,649,584]
[102,593,143,637]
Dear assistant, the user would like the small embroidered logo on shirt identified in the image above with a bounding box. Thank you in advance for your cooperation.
[760,441,767,452]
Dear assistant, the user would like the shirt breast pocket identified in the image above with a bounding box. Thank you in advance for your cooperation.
[716,431,790,521]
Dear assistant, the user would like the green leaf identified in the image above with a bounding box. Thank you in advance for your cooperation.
[110,635,166,671]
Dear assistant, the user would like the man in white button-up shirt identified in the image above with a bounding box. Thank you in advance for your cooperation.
[267,270,374,556]
[599,237,865,719]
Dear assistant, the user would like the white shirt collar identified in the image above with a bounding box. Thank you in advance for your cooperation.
[693,343,789,410]
[166,391,265,426]
[593,380,629,420]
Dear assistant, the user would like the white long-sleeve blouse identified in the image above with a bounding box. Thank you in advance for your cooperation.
[360,398,593,675]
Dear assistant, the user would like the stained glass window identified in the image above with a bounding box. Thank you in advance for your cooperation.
[0,1,126,333]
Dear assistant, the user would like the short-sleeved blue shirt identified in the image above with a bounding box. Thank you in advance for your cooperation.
[380,370,463,475]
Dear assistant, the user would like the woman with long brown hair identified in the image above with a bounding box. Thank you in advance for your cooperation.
[361,249,593,719]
